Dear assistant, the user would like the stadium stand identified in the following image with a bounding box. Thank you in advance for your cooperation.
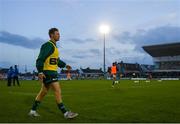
[0,68,8,80]
[108,62,143,78]
[80,67,104,79]
[140,64,154,72]
[143,42,180,78]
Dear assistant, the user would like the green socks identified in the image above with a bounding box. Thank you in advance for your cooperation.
[31,101,68,114]
[57,103,68,113]
[31,100,41,111]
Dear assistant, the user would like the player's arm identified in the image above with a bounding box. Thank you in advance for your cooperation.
[57,58,72,70]
[57,58,66,68]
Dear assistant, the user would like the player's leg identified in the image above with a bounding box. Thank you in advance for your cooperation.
[115,75,120,87]
[16,76,20,86]
[13,77,15,86]
[50,82,78,119]
[29,83,50,116]
[35,83,50,101]
[7,77,11,86]
[50,82,68,113]
[50,82,63,103]
[114,74,118,84]
[112,74,115,87]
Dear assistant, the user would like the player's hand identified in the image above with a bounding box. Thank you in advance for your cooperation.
[38,73,46,82]
[66,65,72,70]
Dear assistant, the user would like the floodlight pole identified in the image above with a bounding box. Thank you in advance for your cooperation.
[103,33,106,78]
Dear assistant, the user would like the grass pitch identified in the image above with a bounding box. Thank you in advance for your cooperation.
[0,79,180,123]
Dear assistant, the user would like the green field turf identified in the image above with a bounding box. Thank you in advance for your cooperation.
[0,79,180,123]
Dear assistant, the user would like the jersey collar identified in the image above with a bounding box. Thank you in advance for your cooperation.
[49,40,57,46]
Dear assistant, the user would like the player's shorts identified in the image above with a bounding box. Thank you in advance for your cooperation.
[43,74,58,86]
[112,74,116,78]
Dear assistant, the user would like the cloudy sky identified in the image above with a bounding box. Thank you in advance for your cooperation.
[0,0,180,72]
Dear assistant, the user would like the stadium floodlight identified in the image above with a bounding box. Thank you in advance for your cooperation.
[99,24,110,78]
[99,24,110,34]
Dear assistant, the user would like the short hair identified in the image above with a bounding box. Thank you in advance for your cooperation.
[48,28,59,37]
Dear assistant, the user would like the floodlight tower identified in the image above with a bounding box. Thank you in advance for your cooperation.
[99,24,110,77]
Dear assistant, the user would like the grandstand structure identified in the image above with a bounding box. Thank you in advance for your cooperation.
[80,68,104,79]
[143,42,180,78]
[59,68,104,80]
[107,61,155,78]
[0,68,8,80]
[120,62,141,77]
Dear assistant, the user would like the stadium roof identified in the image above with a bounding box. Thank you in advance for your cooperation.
[142,42,180,57]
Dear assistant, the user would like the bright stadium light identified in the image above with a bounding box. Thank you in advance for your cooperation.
[99,24,110,78]
[99,24,110,34]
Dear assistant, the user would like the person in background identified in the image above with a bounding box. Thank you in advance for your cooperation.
[13,65,20,86]
[111,63,118,87]
[7,66,13,86]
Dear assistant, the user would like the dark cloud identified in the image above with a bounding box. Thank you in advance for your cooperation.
[72,49,101,59]
[72,55,87,59]
[109,25,180,64]
[0,31,45,49]
[89,49,101,55]
[113,31,132,43]
[85,38,96,42]
[133,25,180,46]
[65,38,96,44]
[60,59,77,64]
[113,25,180,53]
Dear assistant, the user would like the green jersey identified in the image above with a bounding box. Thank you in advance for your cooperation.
[36,40,66,76]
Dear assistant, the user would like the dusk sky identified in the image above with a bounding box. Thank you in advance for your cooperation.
[0,0,180,72]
